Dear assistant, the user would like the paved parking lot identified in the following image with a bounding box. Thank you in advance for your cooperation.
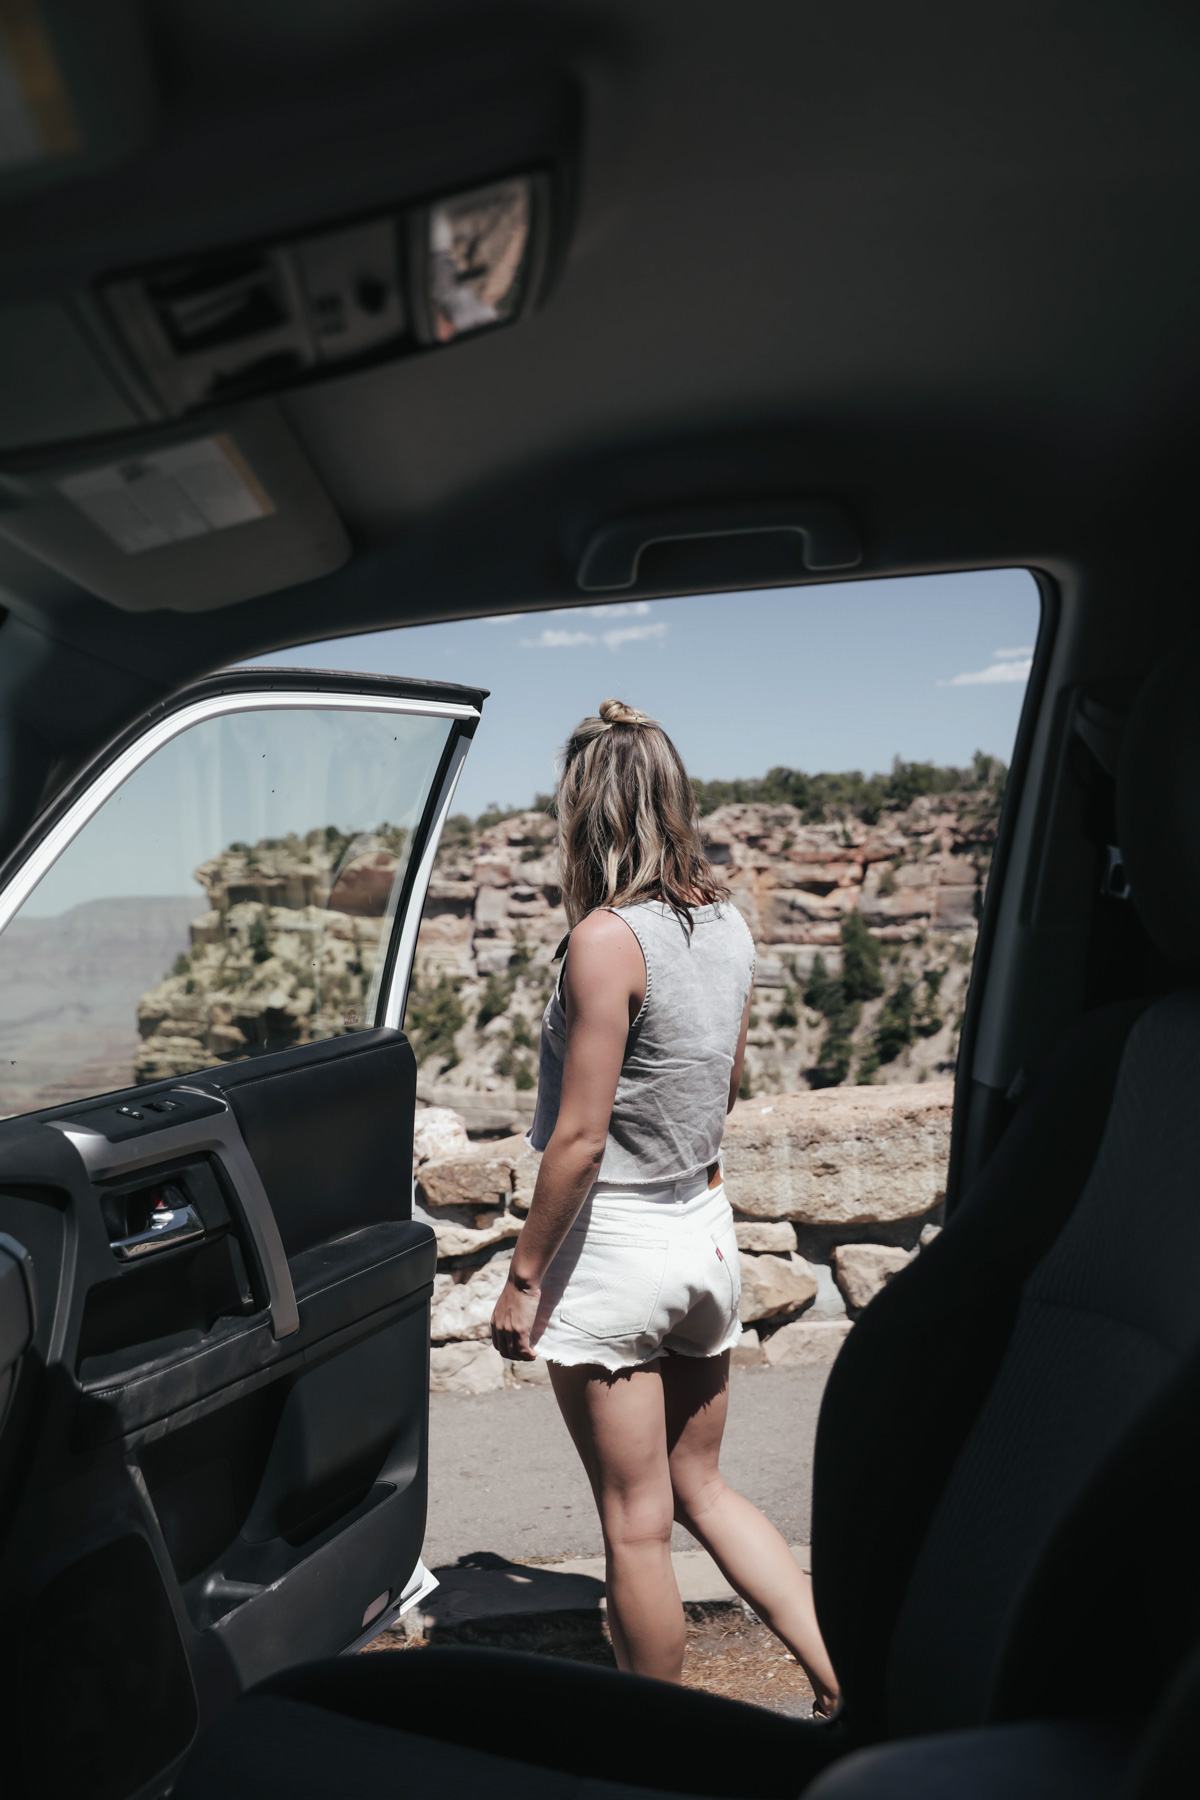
[423,1362,830,1569]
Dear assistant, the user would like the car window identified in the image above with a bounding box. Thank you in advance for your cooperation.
[0,700,458,1119]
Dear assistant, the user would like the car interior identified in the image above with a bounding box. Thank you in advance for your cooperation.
[1,3,1200,1796]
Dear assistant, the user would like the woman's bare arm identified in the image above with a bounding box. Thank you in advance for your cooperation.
[490,910,645,1361]
[728,990,752,1112]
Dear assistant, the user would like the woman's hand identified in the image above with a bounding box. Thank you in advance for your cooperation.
[491,1274,542,1361]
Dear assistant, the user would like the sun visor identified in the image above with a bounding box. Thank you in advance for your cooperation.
[0,401,349,612]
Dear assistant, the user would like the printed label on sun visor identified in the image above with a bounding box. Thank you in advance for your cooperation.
[57,435,274,555]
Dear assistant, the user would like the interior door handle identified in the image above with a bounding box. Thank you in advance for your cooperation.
[576,498,862,592]
[109,1203,206,1262]
[50,1090,300,1339]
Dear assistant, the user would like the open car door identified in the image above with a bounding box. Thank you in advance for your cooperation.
[0,666,484,1800]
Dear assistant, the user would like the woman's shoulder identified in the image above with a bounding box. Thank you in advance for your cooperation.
[567,908,647,968]
[570,908,637,946]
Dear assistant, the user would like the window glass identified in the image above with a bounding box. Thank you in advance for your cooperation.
[0,704,455,1118]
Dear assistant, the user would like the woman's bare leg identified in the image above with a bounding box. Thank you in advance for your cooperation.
[662,1350,840,1712]
[549,1360,686,1680]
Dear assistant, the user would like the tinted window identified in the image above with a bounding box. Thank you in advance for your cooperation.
[0,703,455,1117]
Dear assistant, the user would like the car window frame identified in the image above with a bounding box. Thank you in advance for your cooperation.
[0,667,483,1109]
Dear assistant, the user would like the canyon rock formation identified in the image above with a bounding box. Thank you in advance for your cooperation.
[407,785,996,1131]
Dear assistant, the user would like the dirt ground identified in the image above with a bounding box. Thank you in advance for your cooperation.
[364,1599,817,1718]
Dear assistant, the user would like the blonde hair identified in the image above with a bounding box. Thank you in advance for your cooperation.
[556,698,729,930]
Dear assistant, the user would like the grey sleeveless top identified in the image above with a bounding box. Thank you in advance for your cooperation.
[527,900,755,1184]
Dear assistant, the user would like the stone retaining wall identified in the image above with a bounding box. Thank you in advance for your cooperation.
[416,1081,953,1394]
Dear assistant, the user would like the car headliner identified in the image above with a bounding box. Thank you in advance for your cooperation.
[0,0,1198,862]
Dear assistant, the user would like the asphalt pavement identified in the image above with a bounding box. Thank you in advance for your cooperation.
[423,1361,830,1570]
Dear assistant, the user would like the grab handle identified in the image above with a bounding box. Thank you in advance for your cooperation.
[576,499,861,592]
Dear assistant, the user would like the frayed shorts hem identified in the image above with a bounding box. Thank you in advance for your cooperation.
[537,1322,743,1375]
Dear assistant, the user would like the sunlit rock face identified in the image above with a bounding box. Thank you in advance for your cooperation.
[722,1084,954,1226]
[134,827,404,1081]
[132,781,996,1107]
[405,786,994,1127]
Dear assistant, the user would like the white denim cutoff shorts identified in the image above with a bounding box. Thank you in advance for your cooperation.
[532,1169,743,1373]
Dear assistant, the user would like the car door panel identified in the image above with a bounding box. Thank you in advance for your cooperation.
[0,670,482,1800]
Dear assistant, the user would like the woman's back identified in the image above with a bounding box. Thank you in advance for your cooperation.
[603,900,753,1182]
[530,899,755,1184]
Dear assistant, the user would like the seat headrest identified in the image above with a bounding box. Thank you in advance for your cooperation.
[1117,644,1200,969]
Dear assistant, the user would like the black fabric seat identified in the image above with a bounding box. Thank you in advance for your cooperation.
[177,651,1200,1799]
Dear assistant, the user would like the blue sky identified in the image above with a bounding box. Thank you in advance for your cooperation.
[255,569,1040,818]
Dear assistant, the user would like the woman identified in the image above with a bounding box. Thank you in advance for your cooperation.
[490,698,838,1712]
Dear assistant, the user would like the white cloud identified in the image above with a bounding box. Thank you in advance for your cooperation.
[602,621,668,651]
[542,601,653,623]
[590,601,653,620]
[522,627,597,649]
[941,649,1033,687]
[520,615,669,652]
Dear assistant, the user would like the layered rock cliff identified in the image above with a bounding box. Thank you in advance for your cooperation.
[407,784,997,1130]
[133,780,998,1106]
[134,827,405,1083]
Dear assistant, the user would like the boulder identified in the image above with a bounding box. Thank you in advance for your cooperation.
[833,1243,912,1310]
[762,1319,853,1367]
[731,1327,763,1366]
[483,1134,542,1211]
[723,1083,952,1225]
[430,1341,507,1394]
[433,1211,523,1259]
[733,1219,798,1254]
[430,1252,512,1342]
[419,1152,515,1211]
[413,1106,471,1169]
[738,1251,818,1323]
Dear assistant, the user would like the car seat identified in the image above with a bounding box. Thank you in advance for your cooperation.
[176,645,1200,1798]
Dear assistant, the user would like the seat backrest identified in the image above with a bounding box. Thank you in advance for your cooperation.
[811,641,1200,1742]
[885,990,1200,1733]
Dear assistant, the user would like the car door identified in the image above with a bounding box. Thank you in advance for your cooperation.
[0,665,484,1800]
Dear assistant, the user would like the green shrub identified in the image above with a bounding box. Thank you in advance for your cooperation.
[406,974,465,1068]
[875,980,915,1063]
[248,908,273,964]
[841,910,883,1001]
[771,989,799,1029]
[804,953,835,1013]
[808,1000,860,1088]
[514,1063,536,1091]
[477,973,513,1030]
[691,752,1007,824]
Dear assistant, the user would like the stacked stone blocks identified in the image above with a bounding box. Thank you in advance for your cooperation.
[418,1081,952,1394]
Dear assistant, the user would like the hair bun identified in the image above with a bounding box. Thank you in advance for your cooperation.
[599,698,654,726]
